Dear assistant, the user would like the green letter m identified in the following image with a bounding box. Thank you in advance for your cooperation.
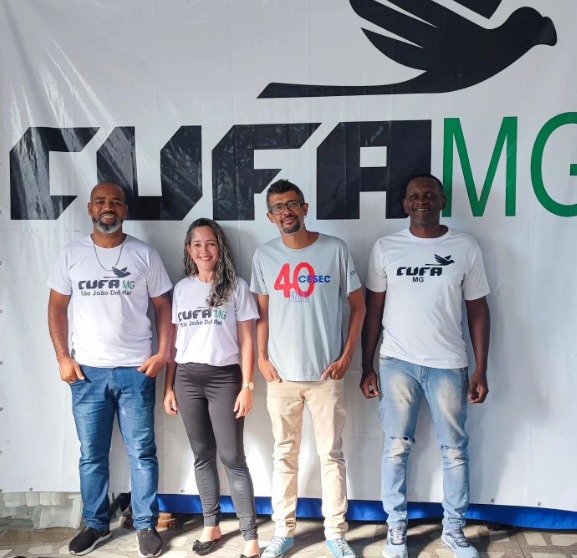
[443,117,517,216]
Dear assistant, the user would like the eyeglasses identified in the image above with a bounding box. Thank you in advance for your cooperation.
[268,200,304,215]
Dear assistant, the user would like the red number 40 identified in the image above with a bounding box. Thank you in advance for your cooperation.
[274,262,315,298]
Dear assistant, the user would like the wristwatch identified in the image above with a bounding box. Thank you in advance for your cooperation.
[242,382,255,391]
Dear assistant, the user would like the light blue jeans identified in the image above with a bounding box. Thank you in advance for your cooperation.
[70,366,159,530]
[378,356,470,531]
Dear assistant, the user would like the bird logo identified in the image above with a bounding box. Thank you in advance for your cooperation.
[111,267,131,278]
[427,255,455,266]
[259,0,557,99]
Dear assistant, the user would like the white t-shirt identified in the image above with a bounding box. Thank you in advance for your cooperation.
[251,233,362,381]
[173,276,258,367]
[47,235,173,367]
[366,228,490,369]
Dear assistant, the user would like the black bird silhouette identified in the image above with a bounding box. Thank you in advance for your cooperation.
[258,0,557,99]
[112,267,131,278]
[427,255,454,266]
[453,0,501,19]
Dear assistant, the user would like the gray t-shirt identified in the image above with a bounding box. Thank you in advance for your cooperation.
[251,233,361,381]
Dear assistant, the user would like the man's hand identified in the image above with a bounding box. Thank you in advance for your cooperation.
[138,353,168,378]
[258,355,281,382]
[163,390,179,415]
[360,369,380,398]
[469,370,489,403]
[234,389,254,418]
[58,355,85,384]
[321,356,351,380]
[465,297,490,404]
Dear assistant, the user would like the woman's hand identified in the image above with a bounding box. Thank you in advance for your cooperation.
[234,388,254,418]
[163,389,179,415]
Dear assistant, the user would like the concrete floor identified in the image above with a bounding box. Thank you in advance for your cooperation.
[1,515,577,558]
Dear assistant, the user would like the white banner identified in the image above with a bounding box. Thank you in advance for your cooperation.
[1,0,576,516]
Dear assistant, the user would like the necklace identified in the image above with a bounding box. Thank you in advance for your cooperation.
[92,235,126,272]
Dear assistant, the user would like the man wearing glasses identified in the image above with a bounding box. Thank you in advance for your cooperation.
[251,179,365,558]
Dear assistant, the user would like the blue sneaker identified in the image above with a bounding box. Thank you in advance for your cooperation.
[383,526,408,558]
[441,529,479,558]
[262,536,294,558]
[326,537,356,558]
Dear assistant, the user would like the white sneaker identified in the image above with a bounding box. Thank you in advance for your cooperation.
[441,529,479,558]
[382,526,408,558]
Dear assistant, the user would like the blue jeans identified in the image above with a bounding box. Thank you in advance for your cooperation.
[70,366,159,530]
[378,356,470,531]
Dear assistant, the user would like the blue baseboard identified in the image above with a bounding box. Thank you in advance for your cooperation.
[158,495,577,530]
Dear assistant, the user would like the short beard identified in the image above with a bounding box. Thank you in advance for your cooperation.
[92,216,123,234]
[281,220,302,235]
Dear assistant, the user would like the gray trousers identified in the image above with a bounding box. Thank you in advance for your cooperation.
[175,362,257,541]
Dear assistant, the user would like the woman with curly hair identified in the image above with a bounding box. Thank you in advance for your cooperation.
[164,218,260,558]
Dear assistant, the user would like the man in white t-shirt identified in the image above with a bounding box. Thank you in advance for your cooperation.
[251,179,365,558]
[361,174,490,558]
[47,182,172,558]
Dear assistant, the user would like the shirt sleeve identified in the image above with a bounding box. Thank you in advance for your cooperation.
[339,241,362,295]
[147,247,173,298]
[235,278,260,321]
[250,250,268,295]
[365,239,387,293]
[463,243,490,300]
[171,282,181,325]
[46,249,73,295]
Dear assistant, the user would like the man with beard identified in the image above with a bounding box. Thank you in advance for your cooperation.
[250,179,365,558]
[47,182,172,558]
